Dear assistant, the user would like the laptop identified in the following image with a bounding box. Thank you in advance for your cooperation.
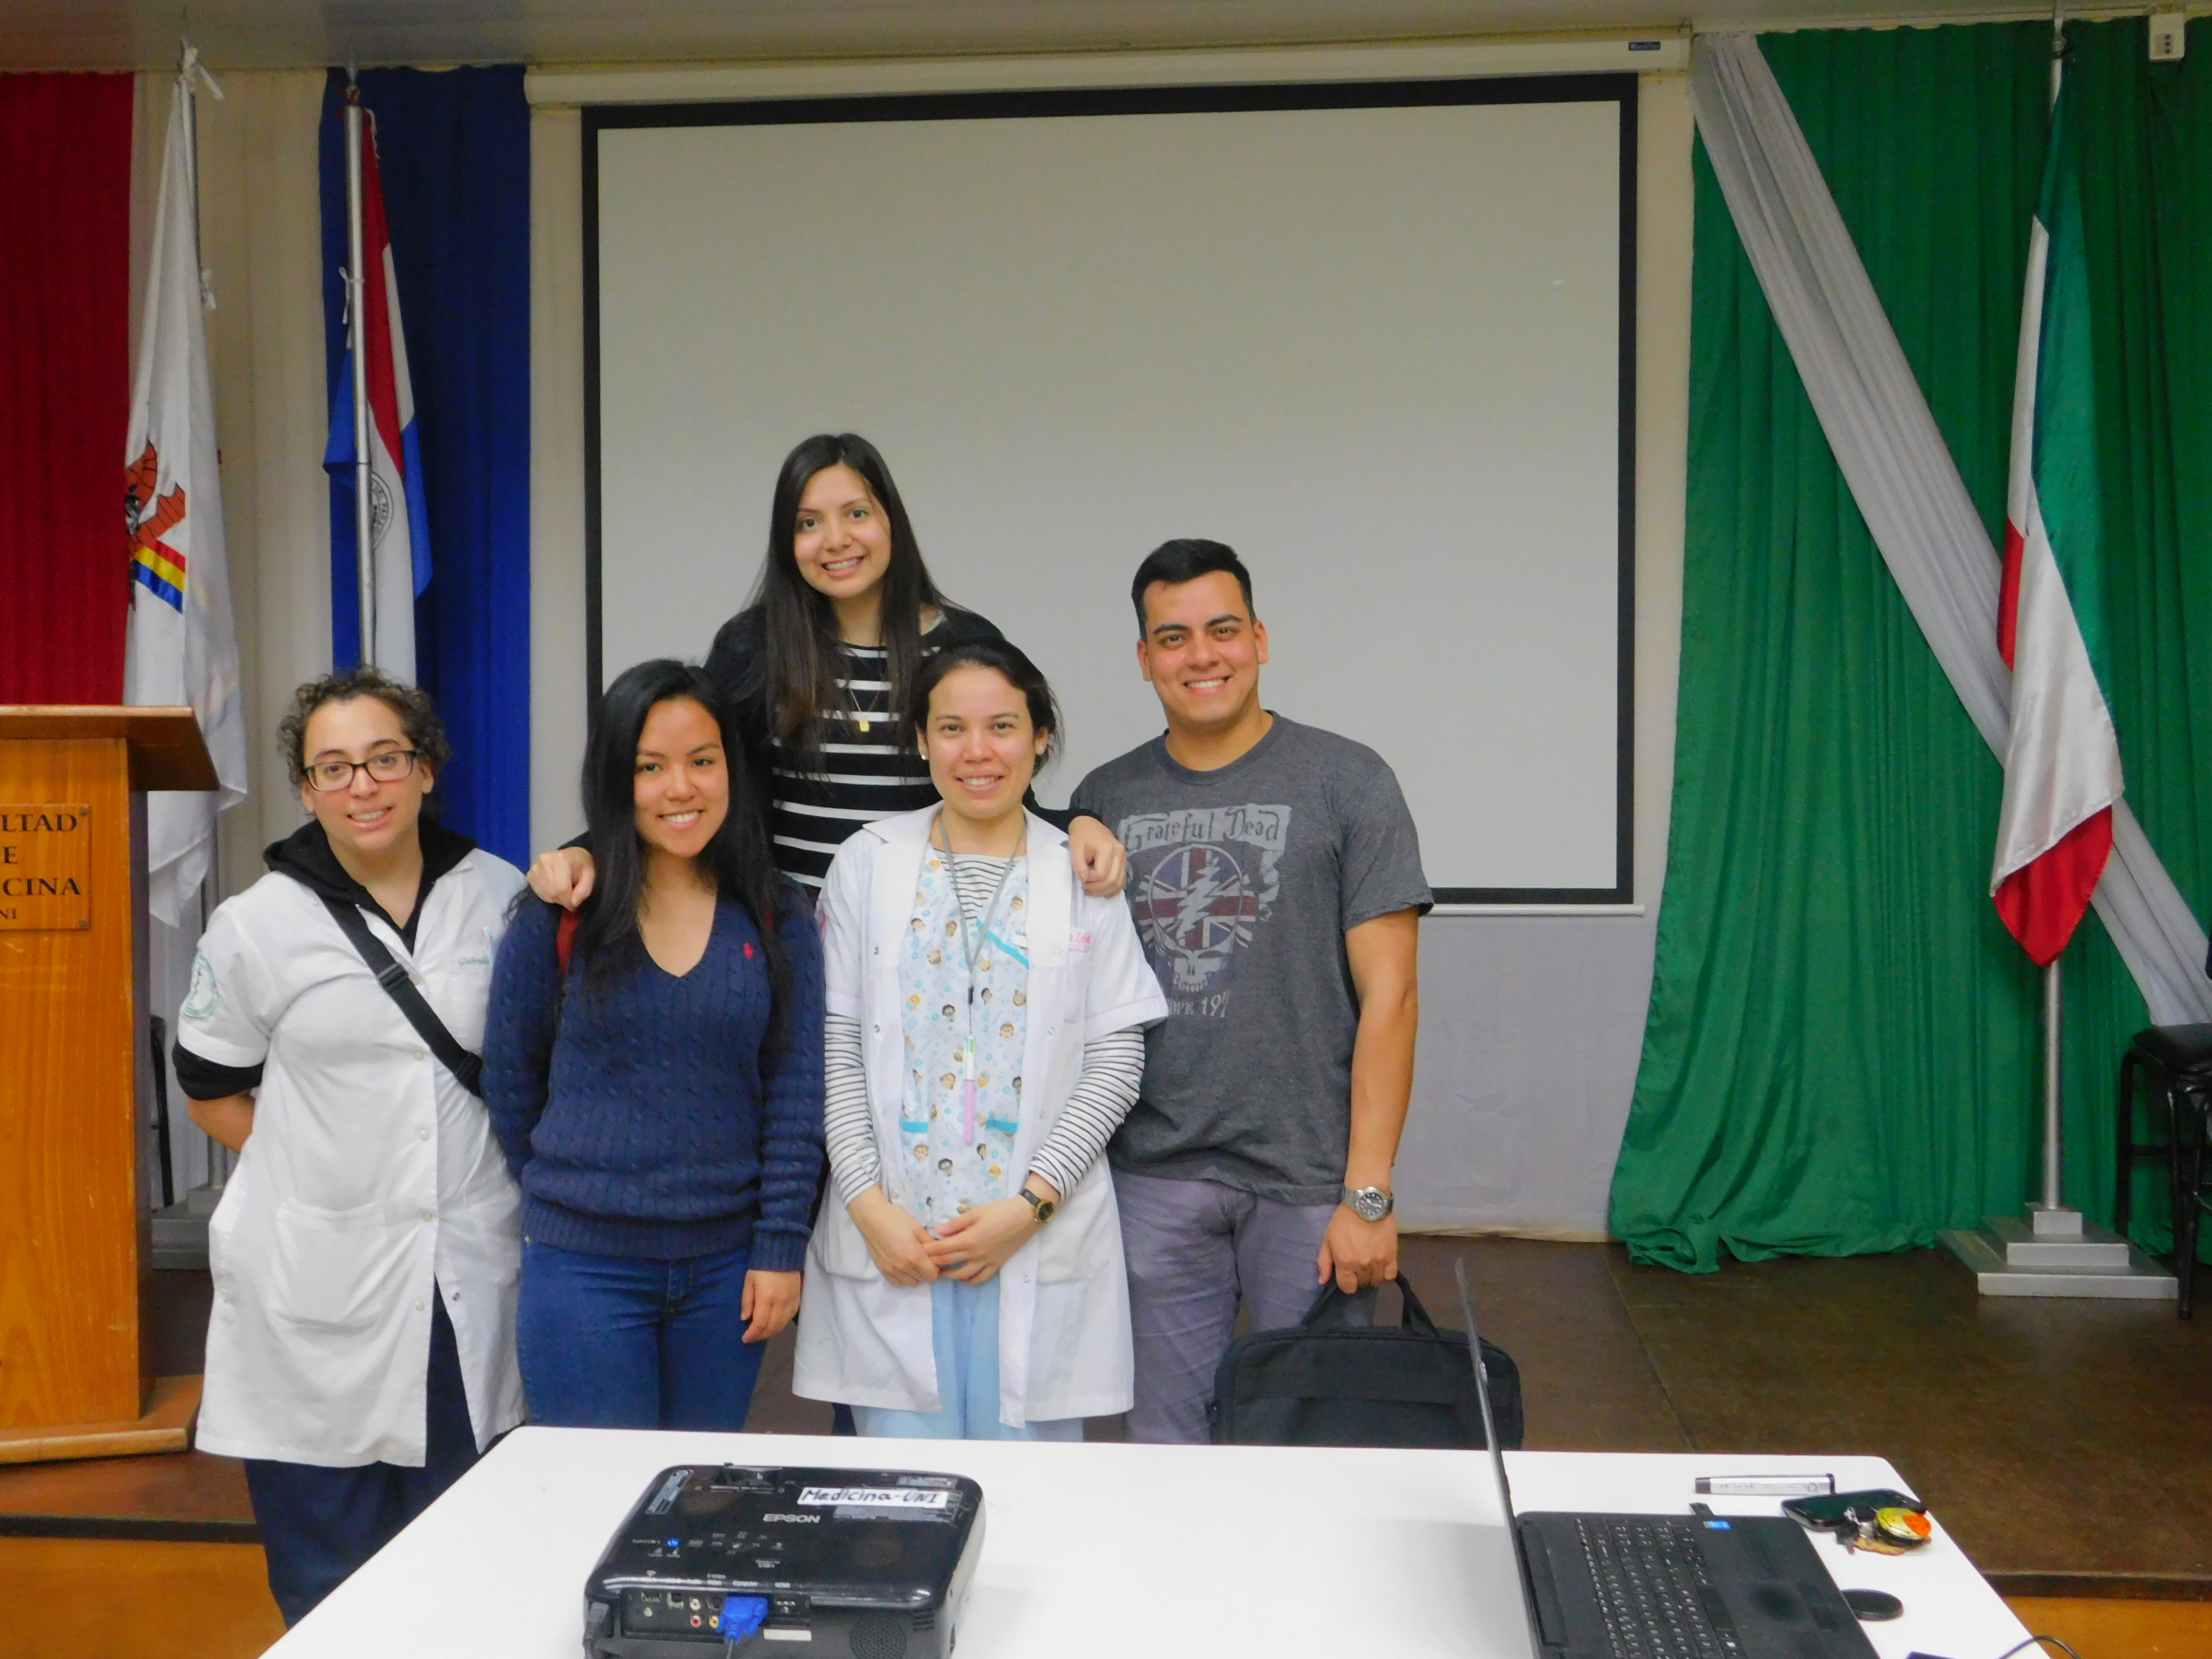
[1453,1260,1878,1659]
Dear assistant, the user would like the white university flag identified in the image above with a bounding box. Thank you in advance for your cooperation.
[123,80,248,925]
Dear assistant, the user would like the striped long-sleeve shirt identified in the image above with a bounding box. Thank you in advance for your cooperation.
[705,605,1016,893]
[823,853,1148,1207]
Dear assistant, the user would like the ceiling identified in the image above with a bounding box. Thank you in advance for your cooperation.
[0,0,2094,72]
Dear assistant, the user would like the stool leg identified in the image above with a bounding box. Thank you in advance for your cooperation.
[2116,1052,2139,1236]
[2167,1082,2192,1318]
[2178,1094,2203,1321]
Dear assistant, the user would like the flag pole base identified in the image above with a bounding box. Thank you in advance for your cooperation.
[1941,1205,2176,1298]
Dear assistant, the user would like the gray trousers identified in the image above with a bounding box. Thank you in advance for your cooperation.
[1115,1170,1371,1444]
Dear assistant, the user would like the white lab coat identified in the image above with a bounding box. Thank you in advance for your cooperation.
[794,808,1169,1427]
[177,849,528,1467]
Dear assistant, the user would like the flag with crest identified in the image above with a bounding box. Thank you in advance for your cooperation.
[124,76,247,925]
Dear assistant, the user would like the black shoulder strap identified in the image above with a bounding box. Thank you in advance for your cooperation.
[318,893,484,1097]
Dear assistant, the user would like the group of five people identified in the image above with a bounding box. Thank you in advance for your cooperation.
[174,433,1430,1623]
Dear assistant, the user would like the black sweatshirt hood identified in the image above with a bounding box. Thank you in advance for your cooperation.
[267,813,477,945]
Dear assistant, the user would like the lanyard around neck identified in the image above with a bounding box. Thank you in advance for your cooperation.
[932,809,1023,975]
[932,810,1025,1145]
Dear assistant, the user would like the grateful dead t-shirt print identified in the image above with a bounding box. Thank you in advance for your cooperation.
[1118,804,1289,1019]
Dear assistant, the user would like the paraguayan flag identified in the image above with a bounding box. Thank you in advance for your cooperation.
[325,102,432,681]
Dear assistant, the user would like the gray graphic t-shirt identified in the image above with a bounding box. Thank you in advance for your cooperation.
[1070,715,1431,1204]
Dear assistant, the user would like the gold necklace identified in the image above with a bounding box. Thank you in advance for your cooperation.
[840,648,873,734]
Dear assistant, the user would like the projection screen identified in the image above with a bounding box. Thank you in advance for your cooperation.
[588,78,1635,902]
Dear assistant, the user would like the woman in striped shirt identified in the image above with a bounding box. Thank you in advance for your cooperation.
[527,432,1126,907]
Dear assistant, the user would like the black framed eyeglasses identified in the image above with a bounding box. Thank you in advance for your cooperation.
[306,750,419,792]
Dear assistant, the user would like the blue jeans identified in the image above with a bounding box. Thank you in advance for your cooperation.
[245,1291,481,1625]
[517,1239,765,1430]
[851,1277,1083,1442]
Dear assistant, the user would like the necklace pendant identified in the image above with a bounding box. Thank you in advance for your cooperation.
[856,716,871,733]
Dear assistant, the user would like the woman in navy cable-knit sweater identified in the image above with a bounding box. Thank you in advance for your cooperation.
[482,659,825,1430]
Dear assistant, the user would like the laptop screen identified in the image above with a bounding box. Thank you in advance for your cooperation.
[1455,1257,1543,1659]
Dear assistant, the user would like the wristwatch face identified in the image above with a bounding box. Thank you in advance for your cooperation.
[1345,1186,1392,1222]
[1031,1196,1057,1224]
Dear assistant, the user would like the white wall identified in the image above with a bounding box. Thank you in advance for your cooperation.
[193,70,335,894]
[593,95,1630,896]
[129,48,1699,1236]
[531,107,589,856]
[528,60,1695,1236]
[1395,71,1691,1235]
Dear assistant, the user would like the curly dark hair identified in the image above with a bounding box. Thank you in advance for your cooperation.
[277,666,452,789]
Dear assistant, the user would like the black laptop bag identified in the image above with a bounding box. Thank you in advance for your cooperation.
[1208,1276,1524,1450]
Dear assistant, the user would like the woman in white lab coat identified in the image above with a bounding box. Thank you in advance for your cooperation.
[794,637,1169,1437]
[173,668,527,1625]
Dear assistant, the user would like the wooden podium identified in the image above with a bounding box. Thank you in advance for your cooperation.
[0,706,217,1461]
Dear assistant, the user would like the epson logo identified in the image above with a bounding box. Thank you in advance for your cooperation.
[761,1514,821,1524]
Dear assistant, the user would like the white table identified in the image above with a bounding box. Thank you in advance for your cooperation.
[271,1433,2032,1659]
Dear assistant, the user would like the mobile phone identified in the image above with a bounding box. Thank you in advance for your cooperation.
[1781,1488,1925,1532]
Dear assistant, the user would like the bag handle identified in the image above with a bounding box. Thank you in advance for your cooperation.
[1296,1274,1442,1337]
[318,894,484,1097]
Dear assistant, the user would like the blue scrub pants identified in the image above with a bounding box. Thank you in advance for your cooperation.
[851,1276,1084,1442]
[515,1239,766,1430]
[243,1290,482,1626]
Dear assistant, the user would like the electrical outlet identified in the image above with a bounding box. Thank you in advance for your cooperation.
[2149,12,2186,62]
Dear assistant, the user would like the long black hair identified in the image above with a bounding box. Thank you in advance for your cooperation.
[749,433,945,766]
[573,660,793,1023]
[909,637,1062,776]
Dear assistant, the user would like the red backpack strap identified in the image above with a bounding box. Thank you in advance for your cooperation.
[555,906,579,975]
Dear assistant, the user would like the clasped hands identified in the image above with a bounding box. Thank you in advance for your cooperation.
[848,1180,1058,1288]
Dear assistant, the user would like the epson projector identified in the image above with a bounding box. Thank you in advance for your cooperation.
[583,1465,985,1659]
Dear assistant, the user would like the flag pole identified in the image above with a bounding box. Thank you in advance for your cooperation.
[346,76,373,668]
[1936,0,2172,1297]
[2040,955,2063,1212]
[2034,0,2066,1224]
[177,37,232,1199]
[178,44,200,285]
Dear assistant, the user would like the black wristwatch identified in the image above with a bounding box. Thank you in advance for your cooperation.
[1017,1187,1058,1225]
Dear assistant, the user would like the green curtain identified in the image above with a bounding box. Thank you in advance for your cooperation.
[2057,21,2212,1255]
[1610,20,2212,1271]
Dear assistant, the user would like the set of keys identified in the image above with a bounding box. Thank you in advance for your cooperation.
[1834,1503,1933,1555]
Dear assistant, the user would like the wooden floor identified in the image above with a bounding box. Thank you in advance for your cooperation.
[1389,1236,2212,1590]
[0,1537,284,1659]
[2005,1595,2212,1657]
[6,1243,2211,1657]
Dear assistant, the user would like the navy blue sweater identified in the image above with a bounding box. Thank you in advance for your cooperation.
[482,893,825,1269]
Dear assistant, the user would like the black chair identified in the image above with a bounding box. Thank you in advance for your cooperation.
[2116,1023,2212,1317]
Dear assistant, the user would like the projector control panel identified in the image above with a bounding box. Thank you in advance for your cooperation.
[583,1464,984,1659]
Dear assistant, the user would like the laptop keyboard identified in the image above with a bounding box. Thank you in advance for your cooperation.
[1574,1517,1745,1659]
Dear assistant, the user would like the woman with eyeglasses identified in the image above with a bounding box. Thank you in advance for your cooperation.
[172,667,529,1627]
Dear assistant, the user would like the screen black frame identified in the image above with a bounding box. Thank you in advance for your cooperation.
[583,72,1638,906]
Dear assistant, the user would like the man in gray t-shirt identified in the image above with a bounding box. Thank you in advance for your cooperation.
[1071,540,1431,1443]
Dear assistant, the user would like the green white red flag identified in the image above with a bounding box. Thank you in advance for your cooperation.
[1992,65,2123,966]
